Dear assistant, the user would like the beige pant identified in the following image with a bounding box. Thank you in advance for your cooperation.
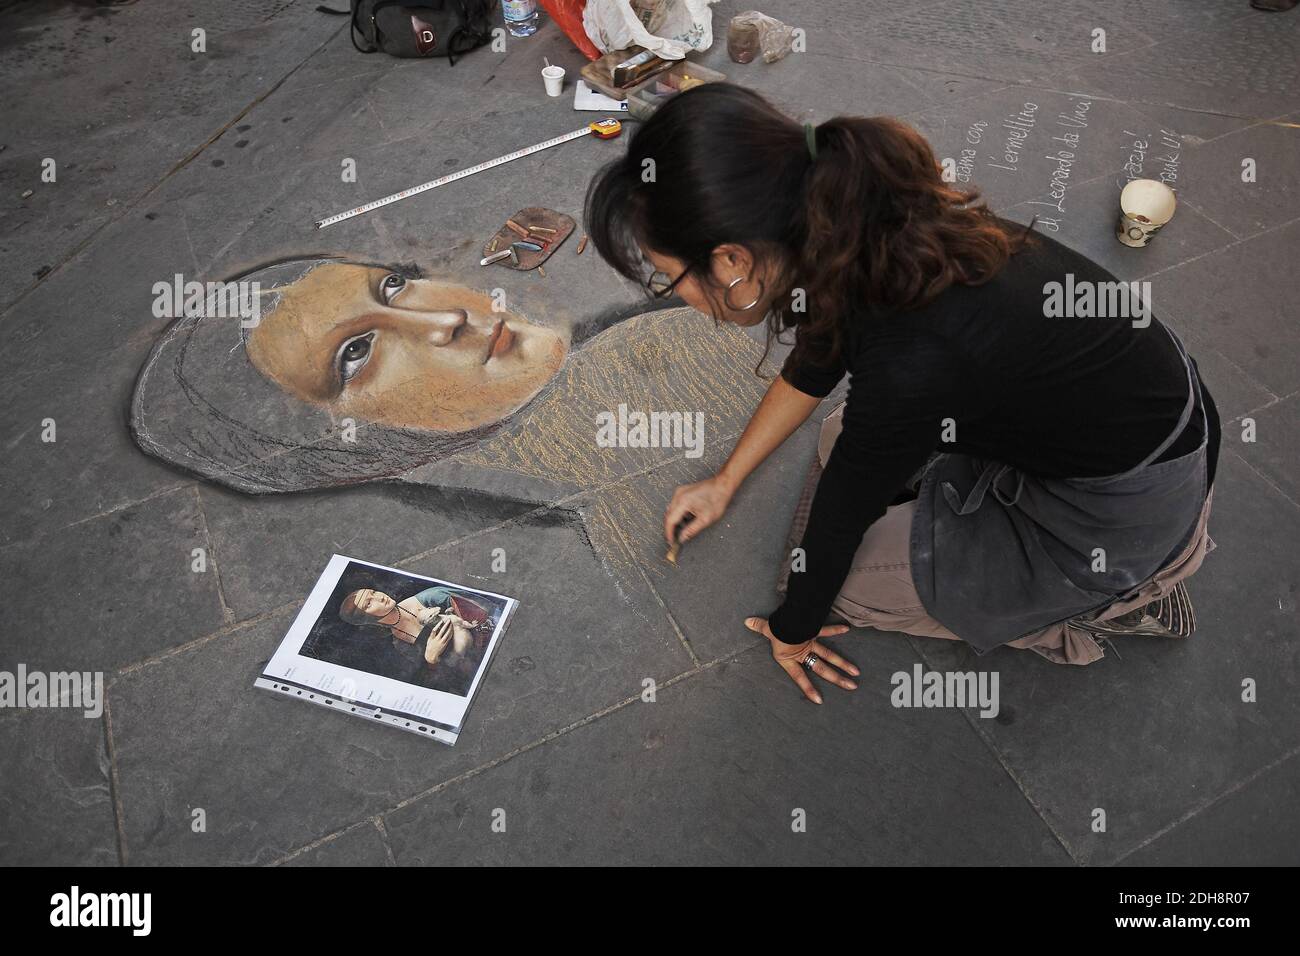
[777,403,1216,665]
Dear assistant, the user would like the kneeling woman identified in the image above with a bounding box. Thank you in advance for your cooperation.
[585,83,1219,701]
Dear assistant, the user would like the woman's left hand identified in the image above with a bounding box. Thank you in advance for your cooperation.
[744,617,859,705]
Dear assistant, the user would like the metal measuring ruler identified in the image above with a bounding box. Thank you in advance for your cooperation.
[313,118,624,229]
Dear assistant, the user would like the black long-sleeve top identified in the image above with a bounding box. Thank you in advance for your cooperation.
[766,227,1221,645]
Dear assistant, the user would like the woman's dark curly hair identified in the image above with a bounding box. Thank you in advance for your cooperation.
[584,82,1030,377]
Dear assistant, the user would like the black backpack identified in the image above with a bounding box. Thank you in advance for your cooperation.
[346,0,496,64]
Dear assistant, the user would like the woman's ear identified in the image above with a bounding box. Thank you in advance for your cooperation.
[714,242,754,274]
[708,246,733,281]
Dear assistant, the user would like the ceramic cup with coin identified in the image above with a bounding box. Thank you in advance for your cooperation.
[1116,178,1177,247]
[542,65,565,97]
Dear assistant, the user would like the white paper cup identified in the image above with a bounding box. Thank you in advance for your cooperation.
[542,65,565,97]
[1116,179,1177,248]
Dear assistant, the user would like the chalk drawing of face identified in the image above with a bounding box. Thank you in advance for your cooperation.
[130,252,768,522]
[246,263,566,431]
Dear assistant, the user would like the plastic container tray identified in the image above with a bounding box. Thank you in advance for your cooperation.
[625,60,726,121]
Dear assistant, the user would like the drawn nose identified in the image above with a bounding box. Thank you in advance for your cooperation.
[423,309,468,345]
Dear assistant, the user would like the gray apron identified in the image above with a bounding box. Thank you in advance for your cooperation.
[909,321,1209,654]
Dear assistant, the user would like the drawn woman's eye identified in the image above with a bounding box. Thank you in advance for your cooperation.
[337,332,375,384]
[381,273,406,302]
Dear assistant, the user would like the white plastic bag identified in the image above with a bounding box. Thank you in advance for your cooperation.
[583,0,721,61]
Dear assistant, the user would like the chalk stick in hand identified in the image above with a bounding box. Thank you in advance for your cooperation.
[665,514,694,565]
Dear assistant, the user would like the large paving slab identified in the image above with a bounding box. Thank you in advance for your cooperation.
[0,485,227,674]
[0,708,118,867]
[106,511,694,864]
[1173,328,1281,427]
[906,453,1300,866]
[1145,221,1300,398]
[381,642,1072,866]
[0,207,208,546]
[1165,112,1300,241]
[1119,747,1300,866]
[0,0,345,309]
[1229,393,1299,507]
[1058,7,1298,122]
[799,0,1159,85]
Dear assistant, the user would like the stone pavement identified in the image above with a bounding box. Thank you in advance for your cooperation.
[1,0,1297,866]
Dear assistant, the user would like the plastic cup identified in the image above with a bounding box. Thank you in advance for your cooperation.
[542,65,565,97]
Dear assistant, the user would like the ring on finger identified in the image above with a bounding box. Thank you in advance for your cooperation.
[803,653,819,670]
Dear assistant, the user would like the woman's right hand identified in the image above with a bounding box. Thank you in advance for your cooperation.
[664,474,736,547]
[425,618,453,665]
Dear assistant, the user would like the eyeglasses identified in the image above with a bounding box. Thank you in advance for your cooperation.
[644,266,690,299]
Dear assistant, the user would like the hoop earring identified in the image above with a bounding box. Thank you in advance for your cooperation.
[724,275,764,311]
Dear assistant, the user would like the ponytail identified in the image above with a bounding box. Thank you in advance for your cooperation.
[781,115,1026,374]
